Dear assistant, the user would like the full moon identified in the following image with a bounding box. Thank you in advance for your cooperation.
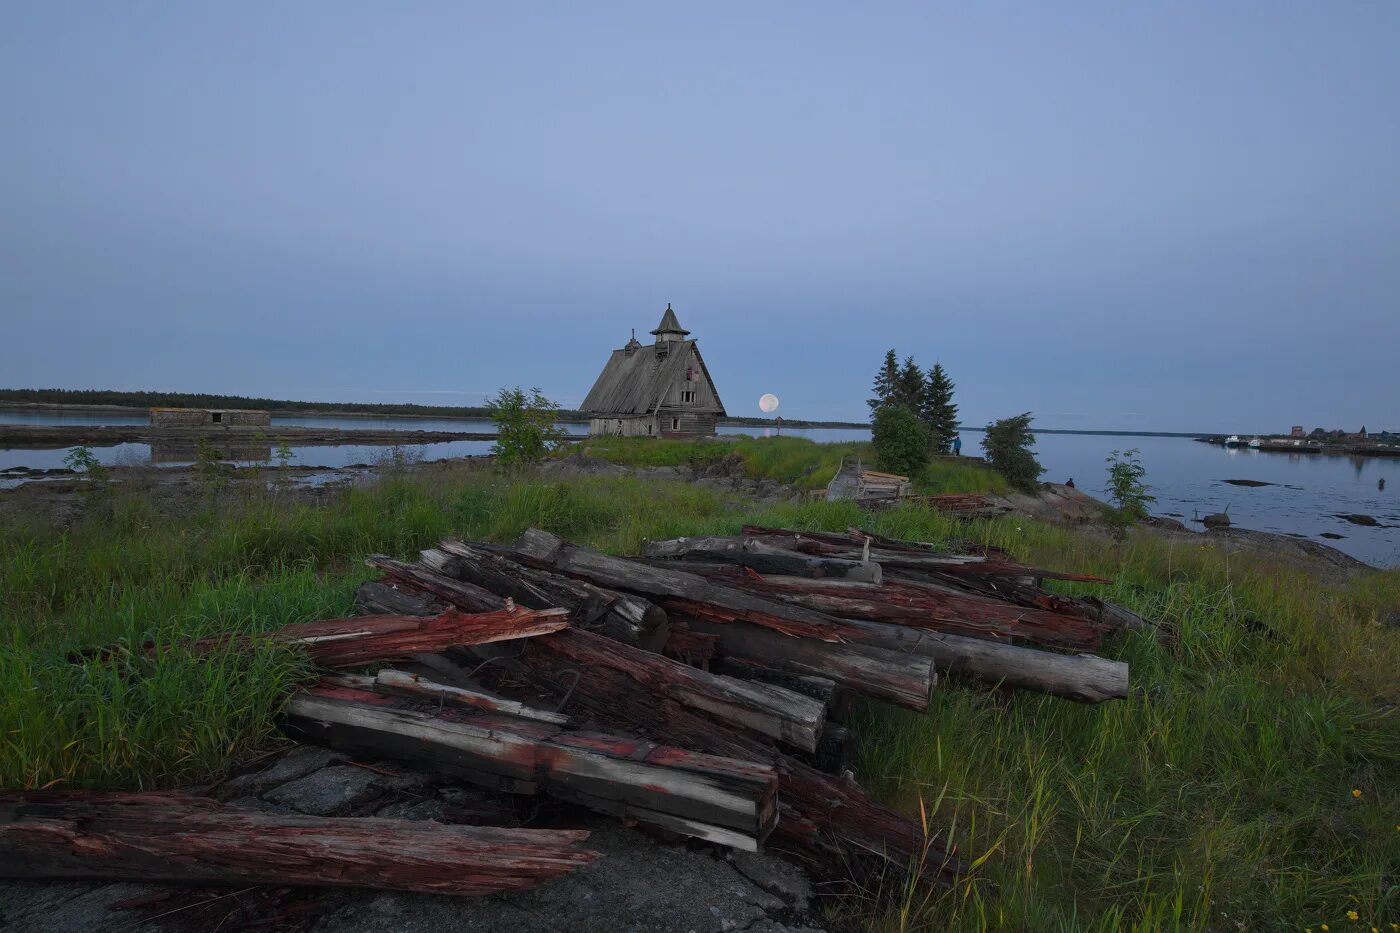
[758,393,779,414]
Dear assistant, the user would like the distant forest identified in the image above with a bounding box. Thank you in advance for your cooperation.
[0,388,584,420]
[0,388,866,428]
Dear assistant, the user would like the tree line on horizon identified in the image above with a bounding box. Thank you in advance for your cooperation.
[0,388,589,420]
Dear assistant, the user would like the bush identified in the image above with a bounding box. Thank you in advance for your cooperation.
[872,406,929,477]
[487,386,567,468]
[982,412,1044,491]
[1104,448,1155,539]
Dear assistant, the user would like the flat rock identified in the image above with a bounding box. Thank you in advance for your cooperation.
[213,744,344,800]
[311,820,823,933]
[727,849,814,912]
[1336,513,1380,526]
[263,764,383,816]
[1222,479,1274,487]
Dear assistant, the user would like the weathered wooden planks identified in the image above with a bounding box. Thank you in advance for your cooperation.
[0,792,595,895]
[284,687,779,850]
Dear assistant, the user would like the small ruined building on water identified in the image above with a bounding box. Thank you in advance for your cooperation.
[148,407,272,428]
[582,304,726,437]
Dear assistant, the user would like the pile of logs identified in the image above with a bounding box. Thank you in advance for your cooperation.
[6,524,1139,900]
[334,526,1132,884]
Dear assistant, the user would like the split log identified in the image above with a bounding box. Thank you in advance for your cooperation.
[325,670,570,725]
[285,687,778,851]
[834,617,1129,703]
[644,536,881,583]
[676,613,937,711]
[260,606,569,667]
[661,567,1113,652]
[432,541,670,650]
[0,792,594,895]
[538,627,827,752]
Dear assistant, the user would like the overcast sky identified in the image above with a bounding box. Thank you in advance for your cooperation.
[2,2,1396,432]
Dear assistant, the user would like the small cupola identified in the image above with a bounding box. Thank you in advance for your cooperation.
[650,303,690,346]
[623,328,641,354]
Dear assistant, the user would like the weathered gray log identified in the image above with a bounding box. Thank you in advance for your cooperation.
[505,529,851,642]
[711,658,844,710]
[539,628,827,752]
[644,536,882,583]
[324,670,570,725]
[0,792,594,895]
[366,555,504,613]
[678,615,937,711]
[354,580,446,617]
[835,617,1129,703]
[285,687,778,850]
[432,541,669,650]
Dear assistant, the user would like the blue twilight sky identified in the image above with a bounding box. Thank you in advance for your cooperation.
[2,2,1397,433]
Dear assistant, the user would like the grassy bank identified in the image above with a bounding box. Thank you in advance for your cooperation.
[564,434,1008,494]
[1,463,1396,930]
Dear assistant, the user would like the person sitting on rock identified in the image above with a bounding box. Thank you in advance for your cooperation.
[1065,478,1075,489]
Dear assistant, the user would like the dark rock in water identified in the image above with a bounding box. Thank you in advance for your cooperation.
[1319,532,1346,540]
[1202,512,1231,529]
[1164,512,1184,517]
[1336,513,1380,527]
[1222,479,1275,487]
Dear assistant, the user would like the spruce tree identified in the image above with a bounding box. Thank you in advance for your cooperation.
[867,349,900,417]
[920,363,959,454]
[894,356,924,412]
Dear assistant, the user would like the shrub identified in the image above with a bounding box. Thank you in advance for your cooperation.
[981,412,1044,491]
[872,406,929,477]
[486,386,567,469]
[1104,448,1155,539]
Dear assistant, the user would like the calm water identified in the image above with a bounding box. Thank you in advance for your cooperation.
[3,412,1396,566]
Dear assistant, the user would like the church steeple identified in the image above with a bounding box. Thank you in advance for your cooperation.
[650,303,690,345]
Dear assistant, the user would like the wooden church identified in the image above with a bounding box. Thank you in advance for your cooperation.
[582,304,726,437]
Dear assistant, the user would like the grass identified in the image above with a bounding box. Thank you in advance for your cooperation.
[564,434,1009,494]
[2,464,1396,930]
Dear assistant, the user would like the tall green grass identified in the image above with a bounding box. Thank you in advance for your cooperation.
[2,468,1395,930]
[565,434,1009,494]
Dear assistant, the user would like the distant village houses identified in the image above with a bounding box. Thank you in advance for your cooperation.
[149,407,271,428]
[582,304,726,437]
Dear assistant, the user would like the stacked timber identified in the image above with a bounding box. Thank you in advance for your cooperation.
[22,524,1139,899]
[325,526,1137,886]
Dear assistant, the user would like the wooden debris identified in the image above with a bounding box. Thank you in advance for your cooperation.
[285,686,779,851]
[433,540,670,650]
[0,792,595,895]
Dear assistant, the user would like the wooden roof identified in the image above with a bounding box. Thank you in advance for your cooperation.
[581,340,726,416]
